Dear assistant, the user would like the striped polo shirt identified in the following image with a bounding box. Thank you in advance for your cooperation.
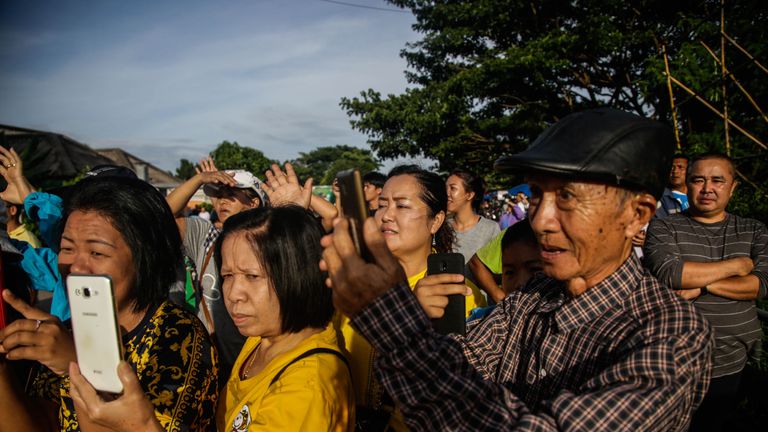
[644,212,768,378]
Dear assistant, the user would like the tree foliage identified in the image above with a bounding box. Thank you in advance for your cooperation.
[341,0,767,220]
[175,158,197,180]
[209,141,277,178]
[289,145,380,185]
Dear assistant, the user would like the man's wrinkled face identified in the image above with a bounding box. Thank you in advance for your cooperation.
[526,176,634,287]
[669,157,688,190]
[687,158,736,220]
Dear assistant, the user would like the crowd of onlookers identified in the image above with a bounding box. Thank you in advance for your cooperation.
[0,107,765,432]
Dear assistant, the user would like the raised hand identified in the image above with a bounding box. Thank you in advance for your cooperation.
[195,156,218,174]
[69,361,163,432]
[413,274,471,319]
[0,290,75,376]
[0,147,35,205]
[320,217,406,317]
[262,162,313,208]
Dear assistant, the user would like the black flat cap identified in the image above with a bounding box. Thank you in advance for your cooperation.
[494,108,674,199]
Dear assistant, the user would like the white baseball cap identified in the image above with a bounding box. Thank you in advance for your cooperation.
[203,170,269,206]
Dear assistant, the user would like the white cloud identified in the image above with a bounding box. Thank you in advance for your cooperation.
[0,1,418,171]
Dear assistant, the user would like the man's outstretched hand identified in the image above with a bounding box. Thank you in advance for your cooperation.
[320,217,406,317]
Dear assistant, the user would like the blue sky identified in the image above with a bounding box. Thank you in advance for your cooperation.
[0,0,420,172]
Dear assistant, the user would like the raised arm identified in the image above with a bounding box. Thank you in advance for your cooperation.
[262,163,338,230]
[0,146,36,205]
[166,166,236,216]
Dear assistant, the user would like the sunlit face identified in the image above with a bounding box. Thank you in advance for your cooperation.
[211,188,260,223]
[220,232,282,338]
[527,176,634,287]
[375,174,442,261]
[501,241,542,294]
[687,158,736,221]
[669,157,688,190]
[58,210,136,311]
[446,175,473,214]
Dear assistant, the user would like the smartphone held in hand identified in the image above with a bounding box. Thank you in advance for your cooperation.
[336,169,373,262]
[66,274,124,393]
[427,253,467,336]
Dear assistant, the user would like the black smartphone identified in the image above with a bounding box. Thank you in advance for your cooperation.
[336,169,372,262]
[427,253,466,335]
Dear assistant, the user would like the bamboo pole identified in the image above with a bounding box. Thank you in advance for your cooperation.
[662,45,682,150]
[721,1,730,155]
[669,75,767,149]
[699,41,768,124]
[722,31,768,75]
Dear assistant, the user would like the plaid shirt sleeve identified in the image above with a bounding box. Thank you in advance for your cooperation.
[352,281,712,431]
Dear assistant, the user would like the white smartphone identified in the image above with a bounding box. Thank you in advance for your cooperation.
[66,274,124,393]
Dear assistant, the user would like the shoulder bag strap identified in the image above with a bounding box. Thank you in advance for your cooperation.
[197,247,216,333]
[269,348,350,387]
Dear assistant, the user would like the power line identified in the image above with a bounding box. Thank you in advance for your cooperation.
[317,0,410,13]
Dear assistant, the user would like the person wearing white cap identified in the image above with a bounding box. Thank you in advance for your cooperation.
[166,157,269,384]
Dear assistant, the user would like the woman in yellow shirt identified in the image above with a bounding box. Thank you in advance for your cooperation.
[68,206,354,432]
[336,165,485,431]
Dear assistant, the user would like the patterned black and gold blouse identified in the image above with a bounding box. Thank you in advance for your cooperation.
[29,300,219,432]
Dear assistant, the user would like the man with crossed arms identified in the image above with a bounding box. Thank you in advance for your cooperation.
[644,153,767,431]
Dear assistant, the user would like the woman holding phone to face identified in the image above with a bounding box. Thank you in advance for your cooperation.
[0,176,218,432]
[64,206,354,432]
[335,165,486,431]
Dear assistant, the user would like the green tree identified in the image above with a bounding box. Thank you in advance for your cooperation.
[289,145,381,185]
[341,0,767,220]
[175,158,197,180]
[209,141,277,177]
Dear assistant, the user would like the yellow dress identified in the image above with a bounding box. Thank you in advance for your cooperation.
[335,266,486,431]
[29,301,219,432]
[217,325,354,432]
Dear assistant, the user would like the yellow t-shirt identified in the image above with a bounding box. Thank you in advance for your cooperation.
[9,225,41,248]
[217,325,354,432]
[336,266,486,431]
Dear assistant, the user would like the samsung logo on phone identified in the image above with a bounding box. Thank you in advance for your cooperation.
[83,312,98,317]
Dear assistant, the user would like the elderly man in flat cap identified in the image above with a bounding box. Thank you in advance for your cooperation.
[320,108,712,431]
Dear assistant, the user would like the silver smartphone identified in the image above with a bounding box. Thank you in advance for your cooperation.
[66,274,124,393]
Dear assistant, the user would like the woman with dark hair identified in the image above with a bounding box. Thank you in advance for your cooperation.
[336,165,486,431]
[446,169,499,263]
[0,176,218,432]
[62,206,354,432]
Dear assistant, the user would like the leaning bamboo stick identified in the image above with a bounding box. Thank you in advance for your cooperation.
[721,1,730,156]
[721,31,768,75]
[662,45,682,150]
[669,75,767,150]
[699,41,768,124]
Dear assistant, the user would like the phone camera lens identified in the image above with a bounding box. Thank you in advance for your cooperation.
[83,288,91,298]
[441,262,448,272]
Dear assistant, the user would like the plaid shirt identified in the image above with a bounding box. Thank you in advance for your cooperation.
[352,255,712,431]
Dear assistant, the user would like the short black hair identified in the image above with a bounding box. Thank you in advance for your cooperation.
[448,169,486,212]
[65,176,182,313]
[688,152,736,180]
[362,171,386,188]
[501,219,537,252]
[387,165,454,253]
[215,205,333,333]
